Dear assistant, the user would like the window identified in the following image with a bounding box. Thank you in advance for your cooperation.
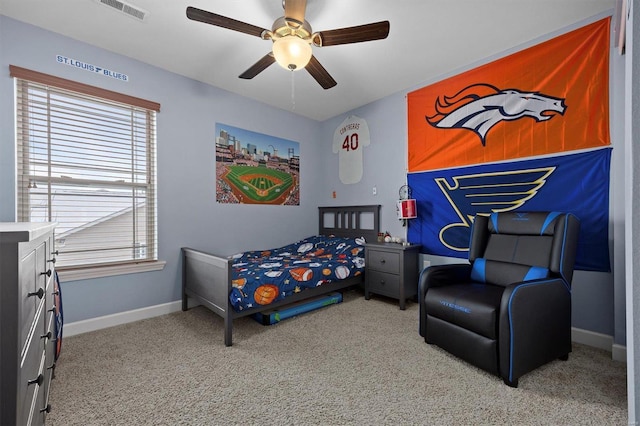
[12,66,160,271]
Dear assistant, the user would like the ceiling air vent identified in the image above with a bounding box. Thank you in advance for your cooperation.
[95,0,149,22]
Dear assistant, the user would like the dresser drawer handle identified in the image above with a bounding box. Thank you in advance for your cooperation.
[52,250,59,256]
[48,258,56,264]
[41,269,52,277]
[40,404,52,414]
[28,288,45,299]
[41,331,52,340]
[379,259,386,264]
[28,374,44,387]
[380,280,386,285]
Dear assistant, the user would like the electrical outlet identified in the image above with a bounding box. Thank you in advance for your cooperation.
[373,186,377,196]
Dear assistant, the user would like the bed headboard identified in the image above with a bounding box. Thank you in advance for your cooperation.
[318,205,381,243]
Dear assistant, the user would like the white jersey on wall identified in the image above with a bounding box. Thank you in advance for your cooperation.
[332,115,370,184]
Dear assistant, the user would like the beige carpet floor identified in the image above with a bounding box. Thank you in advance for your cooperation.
[47,289,627,425]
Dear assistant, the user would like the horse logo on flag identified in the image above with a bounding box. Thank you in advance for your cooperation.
[426,84,567,146]
[435,166,555,250]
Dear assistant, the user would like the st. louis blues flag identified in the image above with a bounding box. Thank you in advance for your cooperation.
[407,148,611,272]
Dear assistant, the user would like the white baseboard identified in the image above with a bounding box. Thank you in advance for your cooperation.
[572,327,612,350]
[63,300,183,337]
[612,343,627,363]
[572,327,627,362]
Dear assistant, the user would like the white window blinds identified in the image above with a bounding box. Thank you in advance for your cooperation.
[12,66,159,269]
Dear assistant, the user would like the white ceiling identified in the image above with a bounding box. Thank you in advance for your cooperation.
[0,0,614,121]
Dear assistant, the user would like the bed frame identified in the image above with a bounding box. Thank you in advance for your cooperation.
[181,205,381,346]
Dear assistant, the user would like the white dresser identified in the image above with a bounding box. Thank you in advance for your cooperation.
[0,222,57,425]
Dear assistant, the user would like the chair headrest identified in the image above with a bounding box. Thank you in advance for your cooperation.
[488,212,563,236]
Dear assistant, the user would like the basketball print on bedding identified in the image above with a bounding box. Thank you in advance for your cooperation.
[254,284,279,305]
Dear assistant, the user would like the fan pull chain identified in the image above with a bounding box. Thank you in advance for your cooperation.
[291,70,296,111]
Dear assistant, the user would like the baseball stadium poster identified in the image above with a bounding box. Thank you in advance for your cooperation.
[215,123,300,205]
[407,17,611,172]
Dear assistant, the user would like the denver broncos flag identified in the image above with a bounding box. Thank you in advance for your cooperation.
[407,148,611,272]
[407,18,610,171]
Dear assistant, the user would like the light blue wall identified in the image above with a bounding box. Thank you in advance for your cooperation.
[318,91,409,240]
[0,17,323,322]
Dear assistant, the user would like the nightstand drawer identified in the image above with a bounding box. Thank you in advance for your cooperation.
[364,242,421,310]
[367,270,400,296]
[367,250,400,274]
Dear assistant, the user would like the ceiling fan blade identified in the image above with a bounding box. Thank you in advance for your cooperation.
[284,0,307,26]
[239,53,276,79]
[313,21,390,47]
[306,55,337,90]
[186,6,267,38]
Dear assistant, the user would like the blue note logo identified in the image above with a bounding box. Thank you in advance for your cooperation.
[513,212,530,221]
[435,167,555,251]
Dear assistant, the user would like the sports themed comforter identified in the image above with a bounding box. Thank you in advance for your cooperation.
[229,235,366,311]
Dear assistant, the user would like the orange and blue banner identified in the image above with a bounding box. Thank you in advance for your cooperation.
[407,148,611,272]
[407,18,611,172]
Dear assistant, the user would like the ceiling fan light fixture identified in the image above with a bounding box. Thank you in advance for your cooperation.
[272,35,312,71]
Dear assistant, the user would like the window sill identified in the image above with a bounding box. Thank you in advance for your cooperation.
[57,260,166,282]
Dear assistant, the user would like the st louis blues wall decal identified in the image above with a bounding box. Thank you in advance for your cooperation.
[434,167,555,251]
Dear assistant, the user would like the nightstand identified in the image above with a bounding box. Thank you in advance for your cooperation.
[364,242,421,310]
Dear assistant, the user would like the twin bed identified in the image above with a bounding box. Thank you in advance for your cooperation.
[181,205,381,346]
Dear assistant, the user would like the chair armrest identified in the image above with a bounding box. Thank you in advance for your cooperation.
[498,277,572,383]
[418,264,472,296]
[418,264,471,338]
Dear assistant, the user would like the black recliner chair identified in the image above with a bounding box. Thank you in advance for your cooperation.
[419,211,580,387]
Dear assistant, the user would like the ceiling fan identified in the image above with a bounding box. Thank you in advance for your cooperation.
[186,0,390,89]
